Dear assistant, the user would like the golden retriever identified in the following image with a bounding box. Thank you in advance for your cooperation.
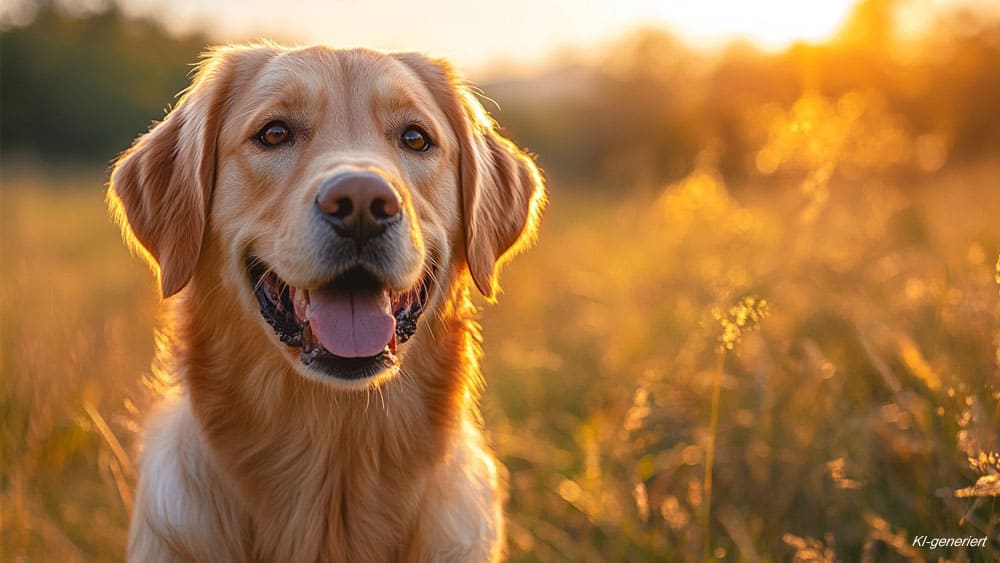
[108,42,544,562]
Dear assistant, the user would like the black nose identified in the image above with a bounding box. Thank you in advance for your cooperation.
[315,172,402,243]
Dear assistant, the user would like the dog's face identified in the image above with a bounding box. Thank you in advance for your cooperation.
[109,45,544,389]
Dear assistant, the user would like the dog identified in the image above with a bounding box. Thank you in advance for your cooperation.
[108,42,545,562]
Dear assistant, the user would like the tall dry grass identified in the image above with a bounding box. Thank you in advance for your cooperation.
[2,167,156,561]
[480,156,1000,560]
[2,101,998,560]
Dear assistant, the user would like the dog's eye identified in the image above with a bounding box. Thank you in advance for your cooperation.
[400,126,432,152]
[257,121,292,147]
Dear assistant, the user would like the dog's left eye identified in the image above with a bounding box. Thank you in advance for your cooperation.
[400,126,432,152]
[256,121,292,147]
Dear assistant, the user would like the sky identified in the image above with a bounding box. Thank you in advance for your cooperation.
[2,0,975,77]
[113,0,865,72]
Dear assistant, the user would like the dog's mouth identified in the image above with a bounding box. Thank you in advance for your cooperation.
[246,259,430,380]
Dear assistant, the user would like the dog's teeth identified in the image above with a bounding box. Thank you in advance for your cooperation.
[292,287,310,320]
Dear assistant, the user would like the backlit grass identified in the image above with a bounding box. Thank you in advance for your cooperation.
[2,155,998,560]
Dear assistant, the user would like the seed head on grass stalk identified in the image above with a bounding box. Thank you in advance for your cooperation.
[952,259,1000,501]
[954,450,1000,498]
[713,295,770,352]
[703,295,769,559]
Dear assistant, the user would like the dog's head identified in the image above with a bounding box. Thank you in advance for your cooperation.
[109,44,544,389]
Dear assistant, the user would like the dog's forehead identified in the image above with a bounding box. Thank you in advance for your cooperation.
[233,48,441,121]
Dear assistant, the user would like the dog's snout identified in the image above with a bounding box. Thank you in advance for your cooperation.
[316,173,402,243]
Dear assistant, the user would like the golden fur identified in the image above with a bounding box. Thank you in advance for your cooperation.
[109,43,544,562]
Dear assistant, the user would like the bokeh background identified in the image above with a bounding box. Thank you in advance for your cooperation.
[2,0,999,560]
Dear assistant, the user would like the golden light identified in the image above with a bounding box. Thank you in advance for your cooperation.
[108,0,866,71]
[651,0,860,50]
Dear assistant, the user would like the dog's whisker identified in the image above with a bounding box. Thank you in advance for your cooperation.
[246,251,286,294]
[375,383,387,413]
[397,366,420,395]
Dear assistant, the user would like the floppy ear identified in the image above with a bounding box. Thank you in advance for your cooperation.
[396,53,546,301]
[108,48,244,298]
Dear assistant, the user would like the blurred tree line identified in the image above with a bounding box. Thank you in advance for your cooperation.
[1,1,206,163]
[492,0,1000,188]
[2,0,999,188]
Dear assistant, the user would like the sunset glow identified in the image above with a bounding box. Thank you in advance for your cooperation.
[650,0,859,50]
[106,0,864,70]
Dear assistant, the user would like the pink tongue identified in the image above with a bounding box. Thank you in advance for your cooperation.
[307,288,395,358]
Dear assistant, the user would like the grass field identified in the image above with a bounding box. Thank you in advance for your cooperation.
[2,158,998,561]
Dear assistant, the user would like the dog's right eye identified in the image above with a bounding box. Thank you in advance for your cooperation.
[400,126,432,152]
[256,121,292,147]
